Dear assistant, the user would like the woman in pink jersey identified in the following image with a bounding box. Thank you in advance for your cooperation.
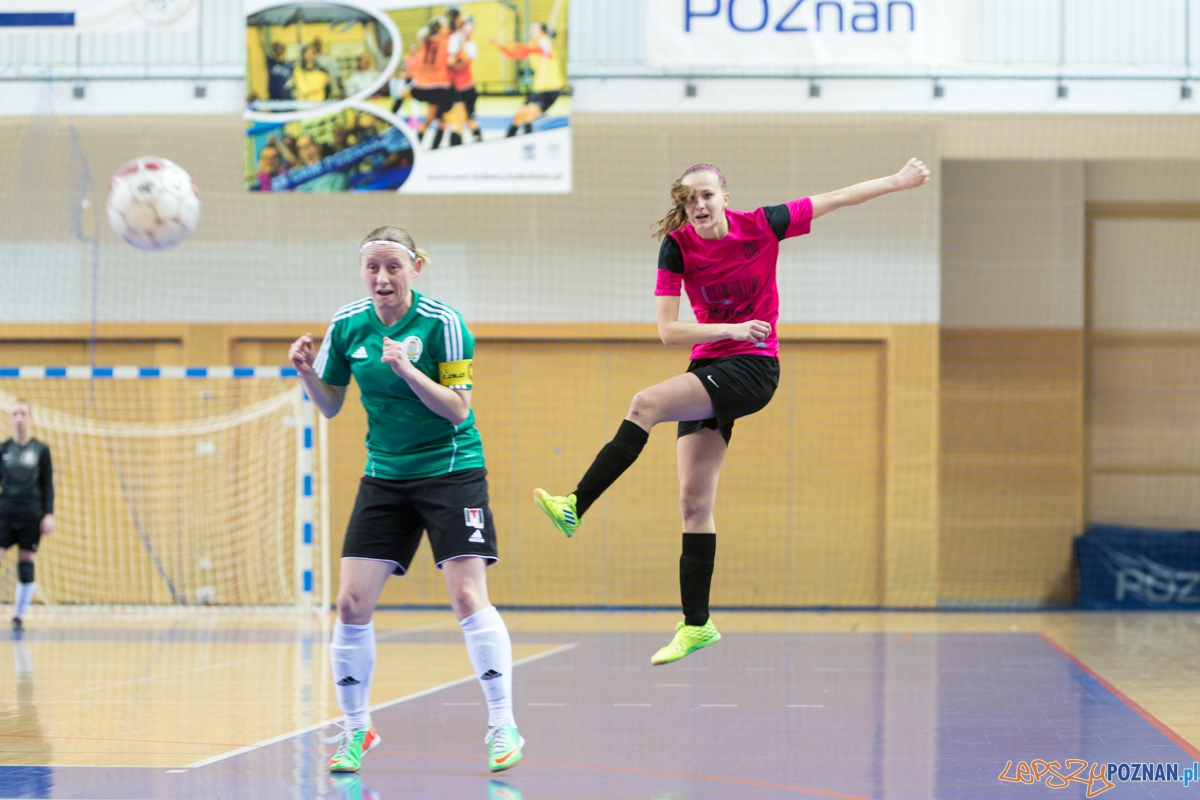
[534,158,930,664]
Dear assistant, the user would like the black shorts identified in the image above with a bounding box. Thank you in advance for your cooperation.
[456,86,477,117]
[343,468,498,575]
[0,514,41,552]
[411,86,456,112]
[678,355,780,444]
[526,91,560,112]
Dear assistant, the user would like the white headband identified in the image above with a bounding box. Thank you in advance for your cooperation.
[360,239,419,261]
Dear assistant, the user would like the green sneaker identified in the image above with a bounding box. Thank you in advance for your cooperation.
[651,620,722,665]
[533,489,580,538]
[486,725,524,772]
[328,723,380,772]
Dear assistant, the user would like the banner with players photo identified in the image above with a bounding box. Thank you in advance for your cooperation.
[244,0,570,194]
[646,0,966,67]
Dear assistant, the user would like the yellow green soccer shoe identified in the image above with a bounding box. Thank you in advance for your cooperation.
[651,620,722,665]
[486,725,524,772]
[533,489,580,538]
[328,724,380,773]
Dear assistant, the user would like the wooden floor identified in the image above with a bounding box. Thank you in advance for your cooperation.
[1,609,1198,798]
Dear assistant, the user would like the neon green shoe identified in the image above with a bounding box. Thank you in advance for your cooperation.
[651,620,722,665]
[328,723,380,772]
[486,725,524,772]
[533,489,580,538]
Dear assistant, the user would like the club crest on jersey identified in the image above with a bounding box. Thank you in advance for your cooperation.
[402,336,423,363]
[21,450,36,466]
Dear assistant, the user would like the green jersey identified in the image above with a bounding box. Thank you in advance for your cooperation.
[314,292,485,480]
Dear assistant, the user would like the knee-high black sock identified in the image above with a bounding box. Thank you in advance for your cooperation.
[522,122,533,134]
[573,420,649,515]
[431,126,445,149]
[472,127,483,141]
[506,124,519,137]
[449,131,462,146]
[680,533,717,626]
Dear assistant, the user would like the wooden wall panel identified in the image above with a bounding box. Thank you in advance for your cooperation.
[0,322,939,608]
[939,329,1084,605]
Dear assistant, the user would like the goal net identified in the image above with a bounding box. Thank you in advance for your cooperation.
[0,368,324,609]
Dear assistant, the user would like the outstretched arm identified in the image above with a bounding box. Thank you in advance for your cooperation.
[490,39,538,60]
[655,295,770,347]
[810,158,930,220]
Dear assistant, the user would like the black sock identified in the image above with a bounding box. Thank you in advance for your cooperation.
[506,124,518,137]
[431,127,445,149]
[680,533,716,626]
[522,122,533,134]
[573,420,649,515]
[472,127,483,141]
[449,131,462,146]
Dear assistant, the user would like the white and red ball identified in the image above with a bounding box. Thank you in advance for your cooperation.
[106,157,200,250]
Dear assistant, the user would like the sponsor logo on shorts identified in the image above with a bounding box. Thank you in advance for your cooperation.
[465,508,485,529]
[480,669,502,680]
[336,676,360,686]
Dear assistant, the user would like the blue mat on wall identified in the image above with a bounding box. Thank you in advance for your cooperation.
[1076,524,1200,609]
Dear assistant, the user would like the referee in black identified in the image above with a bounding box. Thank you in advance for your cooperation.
[1,400,53,632]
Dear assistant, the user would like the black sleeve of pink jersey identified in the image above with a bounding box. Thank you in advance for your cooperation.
[762,204,790,241]
[38,445,53,515]
[657,236,684,273]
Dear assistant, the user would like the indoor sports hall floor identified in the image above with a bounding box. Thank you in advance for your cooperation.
[1,610,1198,799]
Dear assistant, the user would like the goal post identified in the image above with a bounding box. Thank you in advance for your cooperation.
[0,366,326,610]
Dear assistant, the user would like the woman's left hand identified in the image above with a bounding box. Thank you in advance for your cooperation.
[381,336,418,379]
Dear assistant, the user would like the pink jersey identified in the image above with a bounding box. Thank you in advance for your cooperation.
[655,197,813,360]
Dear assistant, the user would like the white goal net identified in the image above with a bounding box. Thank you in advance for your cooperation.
[0,368,325,609]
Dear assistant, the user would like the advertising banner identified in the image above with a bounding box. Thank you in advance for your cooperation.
[646,0,966,66]
[0,0,198,31]
[244,0,570,194]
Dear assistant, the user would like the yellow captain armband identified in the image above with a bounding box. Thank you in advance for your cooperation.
[438,359,473,387]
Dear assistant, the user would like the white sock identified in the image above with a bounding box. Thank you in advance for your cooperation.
[14,582,34,619]
[459,606,515,729]
[330,620,375,729]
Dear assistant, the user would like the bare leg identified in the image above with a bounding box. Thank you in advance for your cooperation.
[442,556,491,620]
[677,428,727,533]
[675,428,726,628]
[336,558,394,624]
[626,372,715,432]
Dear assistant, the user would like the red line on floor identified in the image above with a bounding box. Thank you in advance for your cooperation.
[1038,631,1200,762]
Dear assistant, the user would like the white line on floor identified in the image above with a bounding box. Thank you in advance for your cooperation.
[184,642,578,769]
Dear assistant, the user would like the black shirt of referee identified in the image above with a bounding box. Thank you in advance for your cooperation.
[0,438,53,522]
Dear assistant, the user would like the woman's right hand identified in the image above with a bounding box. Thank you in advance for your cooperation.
[729,320,771,343]
[289,333,316,374]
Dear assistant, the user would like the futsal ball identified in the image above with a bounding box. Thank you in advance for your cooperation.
[106,157,200,250]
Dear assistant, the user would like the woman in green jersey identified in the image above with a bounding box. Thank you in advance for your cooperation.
[288,226,522,774]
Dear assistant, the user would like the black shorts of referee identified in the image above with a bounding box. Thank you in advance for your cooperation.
[343,467,498,575]
[0,513,41,553]
[526,91,560,112]
[678,355,780,444]
[410,86,457,112]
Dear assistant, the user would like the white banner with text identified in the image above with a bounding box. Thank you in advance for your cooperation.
[646,0,966,66]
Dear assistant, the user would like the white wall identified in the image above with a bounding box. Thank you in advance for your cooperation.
[941,161,1085,328]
